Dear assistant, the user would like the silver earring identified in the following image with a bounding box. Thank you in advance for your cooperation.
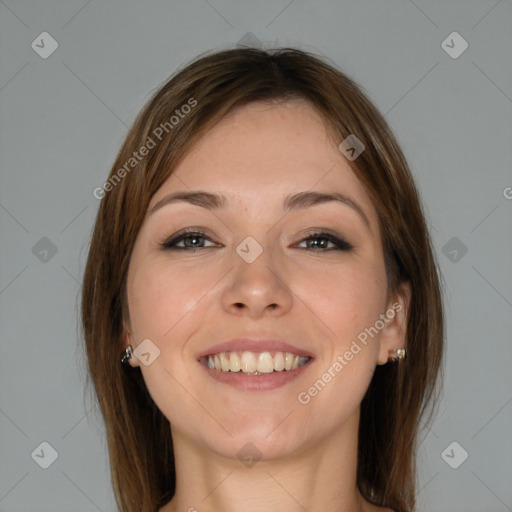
[387,347,406,362]
[121,345,133,364]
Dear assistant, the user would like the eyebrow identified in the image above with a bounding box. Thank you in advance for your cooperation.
[149,190,371,230]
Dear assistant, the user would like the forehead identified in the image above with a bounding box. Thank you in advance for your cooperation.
[150,100,376,222]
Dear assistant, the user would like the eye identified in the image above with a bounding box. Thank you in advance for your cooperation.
[296,231,353,252]
[160,229,354,252]
[160,229,217,251]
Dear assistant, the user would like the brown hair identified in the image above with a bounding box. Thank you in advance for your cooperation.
[81,47,444,512]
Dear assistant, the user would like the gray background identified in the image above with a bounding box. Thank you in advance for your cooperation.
[1,1,511,511]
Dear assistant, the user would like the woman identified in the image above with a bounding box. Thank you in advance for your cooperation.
[81,47,444,512]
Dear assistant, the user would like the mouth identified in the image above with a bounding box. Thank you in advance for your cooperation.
[199,350,312,375]
[196,338,315,390]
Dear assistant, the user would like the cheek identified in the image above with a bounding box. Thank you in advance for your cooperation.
[126,259,208,430]
[304,261,387,347]
[127,258,210,337]
[298,267,384,417]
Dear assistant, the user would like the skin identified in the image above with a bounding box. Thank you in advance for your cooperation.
[124,99,410,512]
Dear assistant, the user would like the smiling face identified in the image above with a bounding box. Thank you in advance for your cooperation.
[124,99,407,460]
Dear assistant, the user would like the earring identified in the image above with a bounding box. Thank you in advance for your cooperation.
[121,345,133,364]
[387,347,406,363]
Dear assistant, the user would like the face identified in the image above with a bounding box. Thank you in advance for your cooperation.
[124,100,407,460]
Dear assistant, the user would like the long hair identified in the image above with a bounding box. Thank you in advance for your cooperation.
[81,47,445,512]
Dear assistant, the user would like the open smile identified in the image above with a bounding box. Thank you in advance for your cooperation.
[200,350,311,375]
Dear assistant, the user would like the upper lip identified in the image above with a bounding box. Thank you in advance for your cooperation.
[197,338,315,360]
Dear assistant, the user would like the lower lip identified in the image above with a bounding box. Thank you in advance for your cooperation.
[199,360,314,391]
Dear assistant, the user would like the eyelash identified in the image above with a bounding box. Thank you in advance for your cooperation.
[160,228,354,252]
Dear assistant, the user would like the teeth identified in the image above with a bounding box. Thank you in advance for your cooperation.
[241,351,257,373]
[284,352,294,370]
[205,351,309,374]
[230,352,241,372]
[273,351,285,371]
[220,353,230,371]
[257,352,274,373]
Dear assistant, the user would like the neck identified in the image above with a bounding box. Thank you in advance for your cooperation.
[160,409,370,512]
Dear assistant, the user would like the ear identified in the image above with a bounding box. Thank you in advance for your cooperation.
[123,322,141,368]
[376,281,411,366]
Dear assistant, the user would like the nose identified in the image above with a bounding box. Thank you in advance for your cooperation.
[221,241,294,319]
